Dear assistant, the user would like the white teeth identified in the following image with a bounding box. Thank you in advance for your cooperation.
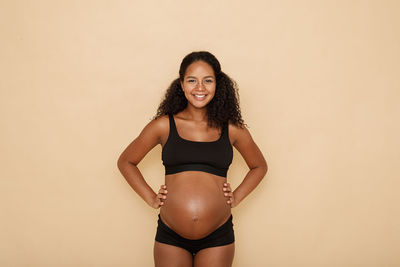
[194,94,206,98]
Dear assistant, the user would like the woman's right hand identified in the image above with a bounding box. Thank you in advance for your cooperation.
[151,185,168,209]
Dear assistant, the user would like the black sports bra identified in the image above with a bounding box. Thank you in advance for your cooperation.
[162,113,233,178]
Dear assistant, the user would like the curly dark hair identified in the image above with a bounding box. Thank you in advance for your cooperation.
[152,51,247,129]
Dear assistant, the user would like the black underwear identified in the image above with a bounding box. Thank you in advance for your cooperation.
[155,214,235,256]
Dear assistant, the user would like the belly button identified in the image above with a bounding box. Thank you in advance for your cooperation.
[192,215,199,222]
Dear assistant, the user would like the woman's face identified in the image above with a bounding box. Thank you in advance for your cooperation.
[180,60,216,109]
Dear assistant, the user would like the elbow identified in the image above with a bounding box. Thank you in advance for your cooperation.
[250,160,268,177]
[116,156,124,171]
[260,160,268,178]
[117,154,128,170]
[117,154,137,171]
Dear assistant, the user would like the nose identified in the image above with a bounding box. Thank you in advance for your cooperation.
[197,81,206,91]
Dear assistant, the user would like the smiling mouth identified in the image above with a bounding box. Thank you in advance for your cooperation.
[193,94,207,100]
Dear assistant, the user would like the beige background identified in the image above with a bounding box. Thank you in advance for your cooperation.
[1,0,399,266]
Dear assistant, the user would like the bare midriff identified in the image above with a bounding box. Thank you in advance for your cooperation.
[159,171,232,240]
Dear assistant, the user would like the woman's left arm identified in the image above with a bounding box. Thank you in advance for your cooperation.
[224,123,268,208]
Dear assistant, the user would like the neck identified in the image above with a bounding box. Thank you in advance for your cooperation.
[182,106,208,122]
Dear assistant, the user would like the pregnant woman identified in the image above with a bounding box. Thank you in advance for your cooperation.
[117,51,268,267]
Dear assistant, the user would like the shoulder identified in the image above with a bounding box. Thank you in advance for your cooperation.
[228,121,252,147]
[150,114,169,127]
[140,114,170,143]
[149,114,170,132]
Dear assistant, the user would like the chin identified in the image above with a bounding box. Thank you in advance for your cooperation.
[189,101,208,108]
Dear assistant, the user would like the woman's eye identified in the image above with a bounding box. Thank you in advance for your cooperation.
[205,79,213,83]
[188,79,196,83]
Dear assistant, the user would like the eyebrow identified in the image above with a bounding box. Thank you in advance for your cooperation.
[186,76,215,79]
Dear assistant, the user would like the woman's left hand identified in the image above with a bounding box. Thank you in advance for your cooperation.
[223,182,237,208]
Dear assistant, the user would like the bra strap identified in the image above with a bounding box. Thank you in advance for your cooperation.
[168,113,178,137]
[222,121,228,139]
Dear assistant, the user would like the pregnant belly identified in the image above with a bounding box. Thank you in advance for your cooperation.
[159,171,231,240]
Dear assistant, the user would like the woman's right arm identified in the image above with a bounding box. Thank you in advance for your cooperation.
[117,116,167,209]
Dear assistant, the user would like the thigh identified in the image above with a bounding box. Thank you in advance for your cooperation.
[193,243,235,267]
[153,241,193,267]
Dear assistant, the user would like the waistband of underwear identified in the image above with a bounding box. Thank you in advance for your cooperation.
[157,213,233,241]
